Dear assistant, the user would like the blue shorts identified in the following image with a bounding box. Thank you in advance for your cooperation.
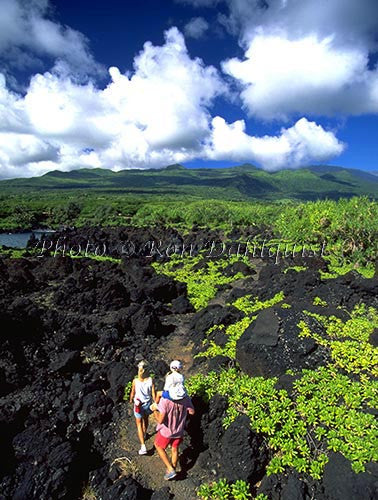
[134,401,152,419]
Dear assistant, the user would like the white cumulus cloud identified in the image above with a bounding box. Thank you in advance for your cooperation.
[184,17,210,39]
[205,116,345,170]
[0,0,350,179]
[0,0,100,76]
[0,28,228,178]
[0,132,59,178]
[216,0,378,48]
[222,33,378,119]
[186,0,378,119]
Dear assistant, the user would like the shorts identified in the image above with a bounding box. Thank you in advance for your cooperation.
[134,402,152,419]
[154,430,183,449]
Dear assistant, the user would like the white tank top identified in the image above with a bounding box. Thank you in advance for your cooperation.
[134,377,152,404]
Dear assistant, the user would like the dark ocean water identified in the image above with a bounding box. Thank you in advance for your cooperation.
[0,231,54,248]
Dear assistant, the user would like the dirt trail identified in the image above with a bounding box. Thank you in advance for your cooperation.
[109,312,199,499]
[158,313,196,374]
[108,261,261,498]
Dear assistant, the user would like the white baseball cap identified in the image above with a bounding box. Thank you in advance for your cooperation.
[170,360,182,371]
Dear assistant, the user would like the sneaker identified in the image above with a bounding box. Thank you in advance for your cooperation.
[138,444,147,455]
[164,470,177,480]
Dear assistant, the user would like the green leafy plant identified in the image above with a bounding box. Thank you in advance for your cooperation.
[152,254,251,310]
[298,304,378,376]
[231,292,285,315]
[188,360,378,478]
[281,303,292,309]
[123,380,133,401]
[197,479,251,500]
[196,292,285,359]
[231,480,252,500]
[312,296,328,307]
[320,254,375,279]
[284,266,307,274]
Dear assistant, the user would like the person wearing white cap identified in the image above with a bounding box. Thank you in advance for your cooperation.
[150,370,195,481]
[169,360,182,371]
[155,360,187,404]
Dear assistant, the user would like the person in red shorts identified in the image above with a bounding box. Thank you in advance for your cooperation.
[150,381,195,480]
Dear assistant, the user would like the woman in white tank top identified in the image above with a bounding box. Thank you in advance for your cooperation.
[129,360,156,455]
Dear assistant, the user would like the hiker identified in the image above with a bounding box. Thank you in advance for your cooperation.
[150,378,195,480]
[155,360,187,403]
[129,360,156,455]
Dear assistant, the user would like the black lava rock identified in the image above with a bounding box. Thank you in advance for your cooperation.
[258,471,309,500]
[171,295,194,314]
[90,465,145,500]
[223,261,255,277]
[130,304,163,337]
[190,305,243,345]
[219,415,269,483]
[322,452,378,500]
[369,328,378,347]
[49,350,82,374]
[236,307,328,377]
[207,355,231,372]
[105,361,133,403]
[101,476,143,500]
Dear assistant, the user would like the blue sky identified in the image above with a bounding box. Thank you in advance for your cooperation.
[0,0,377,179]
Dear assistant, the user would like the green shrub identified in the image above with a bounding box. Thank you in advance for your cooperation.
[298,304,378,376]
[188,304,378,479]
[188,362,378,478]
[152,254,250,310]
[196,292,285,359]
[197,479,251,500]
[312,297,328,307]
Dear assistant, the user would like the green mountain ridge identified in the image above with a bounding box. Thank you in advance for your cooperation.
[0,164,377,201]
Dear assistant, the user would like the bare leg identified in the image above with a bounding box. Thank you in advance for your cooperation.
[155,444,175,473]
[135,418,145,446]
[142,414,149,437]
[155,390,162,404]
[171,446,179,469]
